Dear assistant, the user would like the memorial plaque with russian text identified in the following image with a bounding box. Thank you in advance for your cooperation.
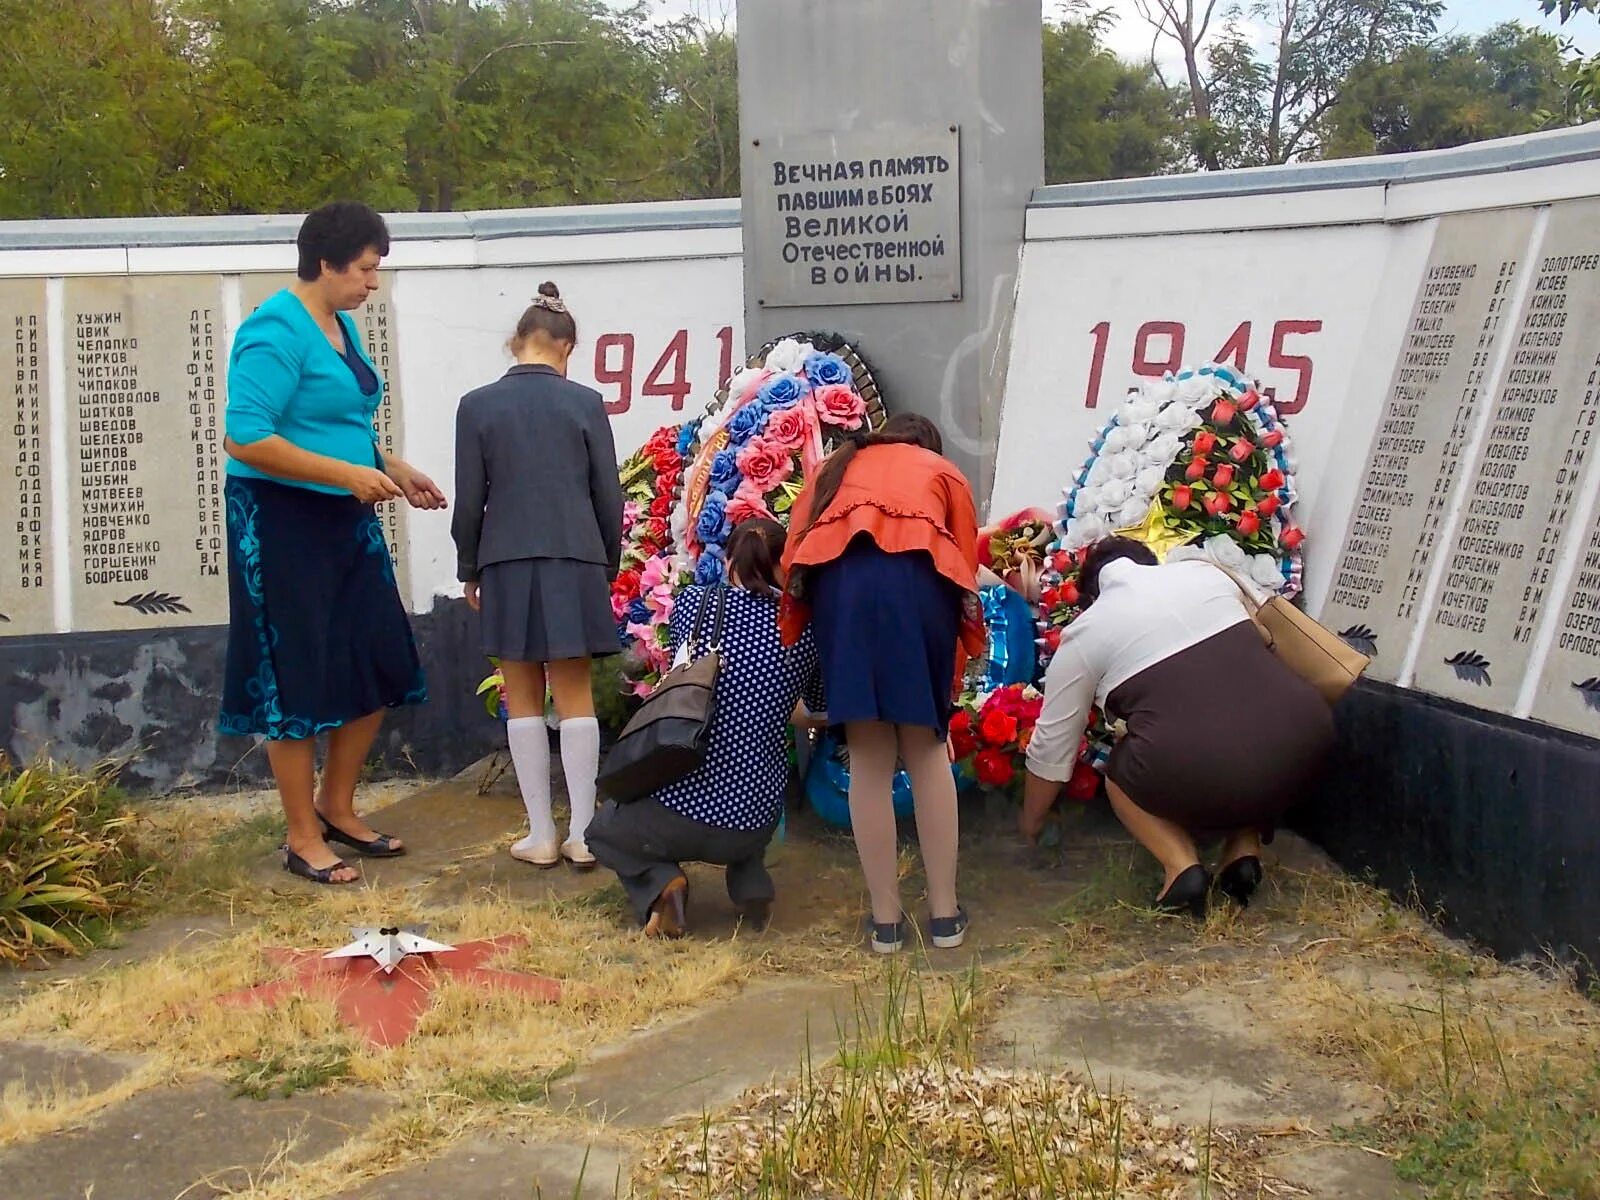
[1414,198,1600,710]
[1,279,54,636]
[65,276,228,631]
[1320,210,1534,679]
[238,275,410,603]
[748,127,961,307]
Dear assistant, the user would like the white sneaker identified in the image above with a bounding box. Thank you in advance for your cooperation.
[510,836,560,867]
[561,838,596,868]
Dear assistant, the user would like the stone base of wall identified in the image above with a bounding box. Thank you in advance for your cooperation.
[0,597,500,792]
[1295,680,1600,977]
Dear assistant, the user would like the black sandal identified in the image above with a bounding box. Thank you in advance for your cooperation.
[319,814,406,858]
[284,848,359,885]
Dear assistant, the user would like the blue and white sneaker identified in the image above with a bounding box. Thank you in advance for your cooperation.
[868,916,907,954]
[928,907,969,950]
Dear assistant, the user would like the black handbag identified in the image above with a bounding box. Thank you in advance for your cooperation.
[597,585,727,802]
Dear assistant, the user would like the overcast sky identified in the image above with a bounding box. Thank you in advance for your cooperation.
[612,0,1600,62]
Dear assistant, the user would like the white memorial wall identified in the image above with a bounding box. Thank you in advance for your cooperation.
[6,125,1600,742]
[992,125,1600,737]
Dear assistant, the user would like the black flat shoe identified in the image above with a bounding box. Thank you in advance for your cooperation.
[319,814,406,858]
[1217,855,1264,907]
[283,849,358,885]
[1154,864,1210,919]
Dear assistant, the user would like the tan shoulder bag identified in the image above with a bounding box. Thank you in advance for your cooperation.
[1218,567,1370,705]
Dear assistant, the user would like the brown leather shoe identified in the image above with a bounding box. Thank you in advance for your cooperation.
[643,875,688,939]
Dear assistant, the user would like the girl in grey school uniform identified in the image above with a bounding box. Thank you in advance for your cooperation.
[451,282,624,868]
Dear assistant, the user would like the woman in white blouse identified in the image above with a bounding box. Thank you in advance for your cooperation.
[1020,537,1334,916]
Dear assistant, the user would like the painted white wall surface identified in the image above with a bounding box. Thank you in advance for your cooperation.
[992,133,1600,626]
[990,220,1415,615]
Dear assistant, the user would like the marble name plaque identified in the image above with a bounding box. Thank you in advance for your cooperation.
[1319,209,1534,678]
[1413,198,1600,710]
[238,275,410,602]
[65,276,228,631]
[0,279,55,636]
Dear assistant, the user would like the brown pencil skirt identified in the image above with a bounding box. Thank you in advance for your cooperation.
[1104,621,1335,831]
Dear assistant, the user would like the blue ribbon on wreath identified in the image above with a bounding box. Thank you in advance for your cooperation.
[979,583,1040,690]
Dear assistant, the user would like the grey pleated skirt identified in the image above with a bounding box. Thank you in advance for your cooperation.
[478,557,620,662]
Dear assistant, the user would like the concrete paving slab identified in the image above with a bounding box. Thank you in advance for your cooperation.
[339,1136,630,1200]
[0,1040,144,1101]
[549,981,865,1128]
[982,989,1384,1129]
[0,1081,389,1200]
[1270,1144,1418,1198]
[0,914,239,999]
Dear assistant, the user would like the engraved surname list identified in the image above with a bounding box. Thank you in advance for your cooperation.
[66,277,228,630]
[1318,210,1533,678]
[1414,198,1600,711]
[0,279,53,635]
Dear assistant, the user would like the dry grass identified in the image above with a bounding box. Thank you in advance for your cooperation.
[0,1059,172,1148]
[7,789,1600,1200]
[0,892,754,1139]
[636,964,1280,1199]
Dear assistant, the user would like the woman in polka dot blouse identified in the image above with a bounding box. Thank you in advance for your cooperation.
[587,520,826,937]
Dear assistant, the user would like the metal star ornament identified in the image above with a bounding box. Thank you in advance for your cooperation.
[324,925,455,974]
[1113,499,1196,563]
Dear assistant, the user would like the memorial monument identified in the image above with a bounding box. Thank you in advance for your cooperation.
[736,0,1044,492]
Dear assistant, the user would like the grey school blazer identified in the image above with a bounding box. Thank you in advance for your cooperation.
[451,363,624,583]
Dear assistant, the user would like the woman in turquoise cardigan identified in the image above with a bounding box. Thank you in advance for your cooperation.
[221,201,446,886]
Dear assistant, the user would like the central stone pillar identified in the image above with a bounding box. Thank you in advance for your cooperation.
[736,0,1043,496]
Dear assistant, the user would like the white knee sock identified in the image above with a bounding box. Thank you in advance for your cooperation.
[507,717,557,847]
[560,717,601,843]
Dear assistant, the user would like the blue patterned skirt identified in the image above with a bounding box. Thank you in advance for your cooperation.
[219,477,426,741]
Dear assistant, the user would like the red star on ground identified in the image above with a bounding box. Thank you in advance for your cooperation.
[216,935,561,1047]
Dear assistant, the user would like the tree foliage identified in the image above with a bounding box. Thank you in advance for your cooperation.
[1538,0,1600,111]
[1323,22,1587,157]
[0,0,1588,219]
[0,0,738,217]
[1043,11,1187,182]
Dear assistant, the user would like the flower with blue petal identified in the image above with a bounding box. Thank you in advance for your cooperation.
[626,599,651,626]
[676,420,702,457]
[757,373,808,412]
[726,402,767,445]
[709,449,742,496]
[695,491,731,546]
[695,545,726,585]
[803,352,852,389]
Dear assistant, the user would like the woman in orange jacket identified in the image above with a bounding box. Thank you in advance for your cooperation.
[780,413,984,953]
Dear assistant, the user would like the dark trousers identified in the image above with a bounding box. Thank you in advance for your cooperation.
[586,798,777,926]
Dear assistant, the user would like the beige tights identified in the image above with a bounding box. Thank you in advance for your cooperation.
[845,721,962,925]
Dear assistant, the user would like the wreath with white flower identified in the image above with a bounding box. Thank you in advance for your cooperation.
[1037,363,1307,774]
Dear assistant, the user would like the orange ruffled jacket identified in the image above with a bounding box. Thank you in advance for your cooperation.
[779,442,987,694]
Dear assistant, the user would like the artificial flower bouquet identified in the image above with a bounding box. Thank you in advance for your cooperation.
[611,424,694,693]
[673,335,873,588]
[949,684,1043,798]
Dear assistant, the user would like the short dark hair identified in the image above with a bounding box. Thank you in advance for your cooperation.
[1078,536,1158,608]
[296,202,391,281]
